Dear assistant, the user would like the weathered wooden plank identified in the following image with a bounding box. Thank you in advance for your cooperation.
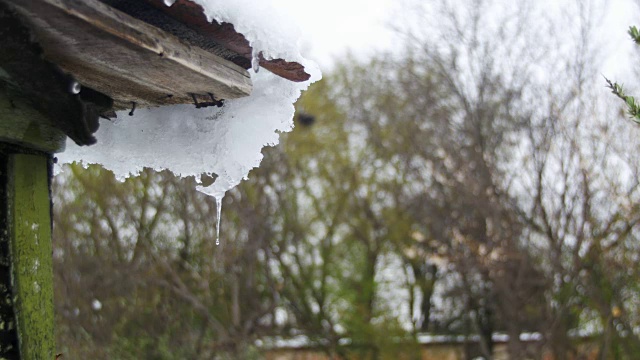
[3,0,252,110]
[0,4,110,147]
[7,153,56,360]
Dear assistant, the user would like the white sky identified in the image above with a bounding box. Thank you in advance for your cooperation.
[271,0,399,70]
[272,0,639,77]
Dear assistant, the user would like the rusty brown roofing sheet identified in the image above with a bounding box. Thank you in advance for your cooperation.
[142,0,310,82]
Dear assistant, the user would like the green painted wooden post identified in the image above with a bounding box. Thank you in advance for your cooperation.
[0,89,65,359]
[7,154,55,360]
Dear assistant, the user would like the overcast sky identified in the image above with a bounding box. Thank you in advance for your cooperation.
[272,0,399,68]
[273,0,639,78]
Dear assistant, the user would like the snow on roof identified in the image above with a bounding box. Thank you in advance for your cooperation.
[416,333,543,345]
[57,0,321,221]
[256,335,316,350]
[101,0,310,82]
[257,333,546,350]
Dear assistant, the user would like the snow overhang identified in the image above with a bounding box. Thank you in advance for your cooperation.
[0,0,309,147]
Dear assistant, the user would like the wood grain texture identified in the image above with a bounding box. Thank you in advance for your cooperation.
[0,4,110,146]
[3,0,252,111]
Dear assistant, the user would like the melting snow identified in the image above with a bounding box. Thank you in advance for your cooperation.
[55,1,321,242]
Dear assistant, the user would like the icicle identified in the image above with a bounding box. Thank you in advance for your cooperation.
[251,49,260,73]
[164,0,176,6]
[215,194,223,246]
[195,179,229,246]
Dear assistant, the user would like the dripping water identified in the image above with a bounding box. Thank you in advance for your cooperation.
[251,49,260,73]
[164,0,176,6]
[69,81,81,94]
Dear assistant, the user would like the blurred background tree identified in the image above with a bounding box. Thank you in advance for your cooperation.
[52,0,640,359]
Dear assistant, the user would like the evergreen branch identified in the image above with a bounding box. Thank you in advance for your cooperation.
[629,26,640,45]
[603,26,640,125]
[605,77,640,124]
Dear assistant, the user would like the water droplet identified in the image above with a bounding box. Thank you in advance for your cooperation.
[252,50,260,73]
[70,81,81,94]
[164,0,176,6]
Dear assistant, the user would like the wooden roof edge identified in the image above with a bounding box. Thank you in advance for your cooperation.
[142,0,311,82]
[1,0,255,146]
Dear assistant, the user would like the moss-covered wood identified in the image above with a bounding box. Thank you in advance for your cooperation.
[0,148,20,360]
[6,153,55,360]
[0,30,65,356]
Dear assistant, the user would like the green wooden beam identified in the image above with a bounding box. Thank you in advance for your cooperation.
[7,153,56,360]
[0,149,20,359]
[1,63,64,359]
